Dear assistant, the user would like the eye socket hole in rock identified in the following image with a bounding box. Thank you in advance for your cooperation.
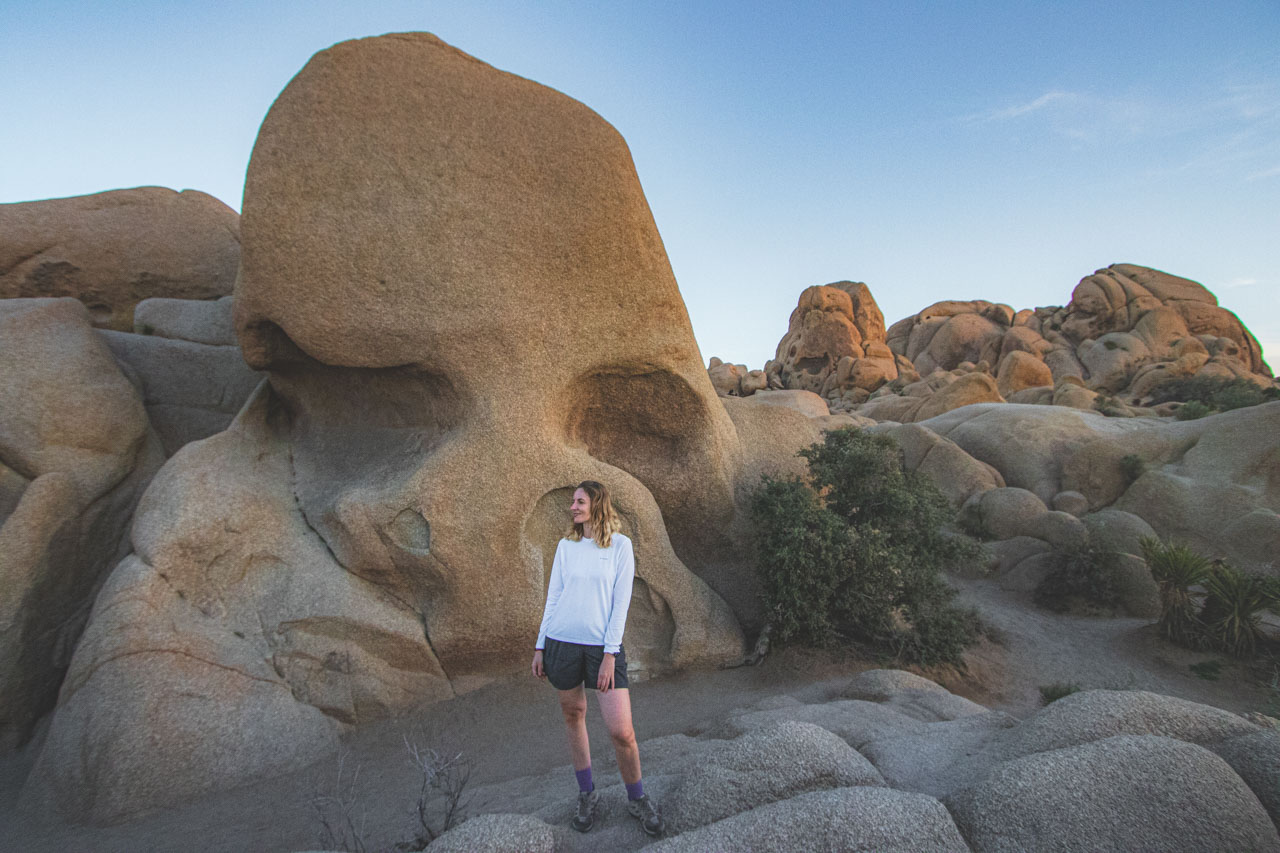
[560,367,731,575]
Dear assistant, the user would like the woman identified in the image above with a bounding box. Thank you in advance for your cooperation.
[532,480,664,837]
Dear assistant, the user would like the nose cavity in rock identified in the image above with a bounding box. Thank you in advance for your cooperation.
[389,508,430,555]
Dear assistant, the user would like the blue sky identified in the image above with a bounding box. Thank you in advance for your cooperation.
[3,1,1278,370]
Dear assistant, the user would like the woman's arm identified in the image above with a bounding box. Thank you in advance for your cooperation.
[601,536,635,655]
[535,540,567,651]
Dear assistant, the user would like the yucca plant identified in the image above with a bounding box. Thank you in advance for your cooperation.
[1140,537,1211,647]
[1199,563,1277,658]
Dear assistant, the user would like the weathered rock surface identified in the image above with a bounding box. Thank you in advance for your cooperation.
[765,281,895,404]
[0,298,164,750]
[1213,729,1280,834]
[999,689,1260,757]
[134,295,237,346]
[663,720,884,832]
[0,187,240,330]
[401,676,1278,852]
[21,387,454,823]
[99,329,264,456]
[641,787,971,853]
[427,813,557,853]
[946,735,1280,853]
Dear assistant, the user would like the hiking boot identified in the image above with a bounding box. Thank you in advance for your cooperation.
[627,793,665,837]
[571,789,599,832]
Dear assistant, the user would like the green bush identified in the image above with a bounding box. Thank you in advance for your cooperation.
[1140,537,1211,646]
[1034,544,1124,613]
[750,428,982,667]
[1119,454,1145,485]
[1199,564,1279,658]
[1148,375,1279,413]
[1174,400,1212,421]
[1039,682,1082,705]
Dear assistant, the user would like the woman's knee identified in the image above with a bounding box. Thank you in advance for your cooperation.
[609,725,636,750]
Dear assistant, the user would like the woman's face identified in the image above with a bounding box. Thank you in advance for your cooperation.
[570,488,591,527]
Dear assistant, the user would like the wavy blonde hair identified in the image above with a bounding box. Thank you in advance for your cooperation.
[566,480,621,548]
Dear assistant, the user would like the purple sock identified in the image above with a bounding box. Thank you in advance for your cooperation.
[575,766,593,793]
[626,779,645,801]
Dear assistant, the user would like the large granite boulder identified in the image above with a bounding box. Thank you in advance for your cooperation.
[0,298,164,750]
[1060,264,1270,378]
[946,735,1279,853]
[642,787,971,853]
[662,720,884,833]
[0,187,240,330]
[21,387,453,823]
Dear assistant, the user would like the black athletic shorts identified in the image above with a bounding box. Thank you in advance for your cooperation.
[542,637,629,691]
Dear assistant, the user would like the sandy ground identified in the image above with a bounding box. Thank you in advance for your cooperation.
[1,578,1275,853]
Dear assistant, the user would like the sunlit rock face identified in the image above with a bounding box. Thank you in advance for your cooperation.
[22,32,830,824]
[752,263,1274,420]
[0,187,240,331]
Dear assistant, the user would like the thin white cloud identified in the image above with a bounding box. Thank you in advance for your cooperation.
[968,90,1078,123]
[1224,277,1259,289]
[1247,164,1280,181]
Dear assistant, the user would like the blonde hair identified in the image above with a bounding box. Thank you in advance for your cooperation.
[566,480,621,548]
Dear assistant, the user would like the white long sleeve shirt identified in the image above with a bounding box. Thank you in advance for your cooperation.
[536,533,635,655]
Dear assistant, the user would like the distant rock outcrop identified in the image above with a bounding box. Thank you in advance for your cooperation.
[717,264,1274,424]
[0,187,240,330]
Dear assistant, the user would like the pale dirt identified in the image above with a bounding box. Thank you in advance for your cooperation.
[1,578,1274,853]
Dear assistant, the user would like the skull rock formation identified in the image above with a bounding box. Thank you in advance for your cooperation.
[0,188,240,330]
[20,32,841,822]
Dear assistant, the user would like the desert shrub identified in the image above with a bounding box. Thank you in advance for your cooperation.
[1199,564,1280,658]
[1148,375,1279,413]
[1119,454,1146,485]
[750,476,854,646]
[1034,543,1123,613]
[1174,400,1212,420]
[750,427,982,667]
[308,736,471,853]
[1040,682,1082,705]
[1140,537,1211,646]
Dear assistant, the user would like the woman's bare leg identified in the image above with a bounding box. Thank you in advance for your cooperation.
[596,688,641,784]
[559,686,591,770]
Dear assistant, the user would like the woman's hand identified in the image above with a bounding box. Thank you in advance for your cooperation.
[532,649,545,679]
[596,653,615,692]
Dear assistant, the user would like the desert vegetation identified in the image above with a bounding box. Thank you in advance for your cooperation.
[1149,375,1280,418]
[1033,544,1126,615]
[1141,537,1280,659]
[749,427,982,668]
[309,736,472,853]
